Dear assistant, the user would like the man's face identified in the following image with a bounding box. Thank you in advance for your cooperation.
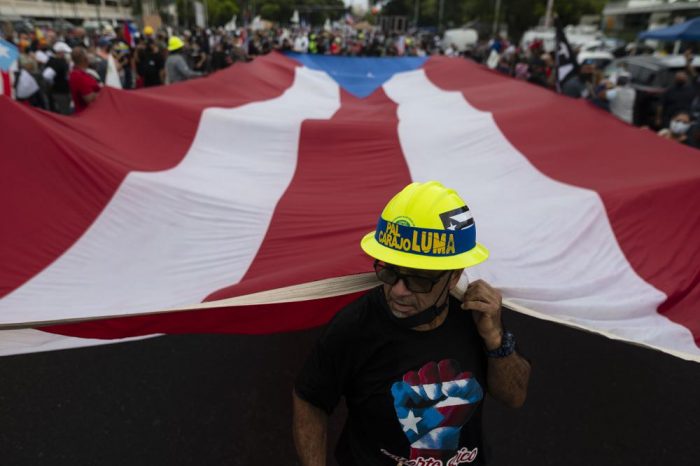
[378,262,460,319]
[675,71,688,86]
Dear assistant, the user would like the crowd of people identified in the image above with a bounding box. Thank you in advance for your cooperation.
[477,36,700,148]
[5,24,447,114]
[3,21,700,148]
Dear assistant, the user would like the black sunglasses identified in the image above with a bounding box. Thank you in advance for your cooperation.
[373,260,448,293]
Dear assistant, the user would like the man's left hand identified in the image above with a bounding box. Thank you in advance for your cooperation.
[461,280,503,350]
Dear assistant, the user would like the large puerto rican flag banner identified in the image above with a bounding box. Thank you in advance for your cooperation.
[1,52,699,361]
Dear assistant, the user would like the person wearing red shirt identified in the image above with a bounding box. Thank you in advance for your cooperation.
[69,47,100,114]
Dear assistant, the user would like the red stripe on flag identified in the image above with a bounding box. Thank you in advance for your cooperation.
[123,23,133,48]
[424,57,700,346]
[42,291,366,338]
[1,71,10,97]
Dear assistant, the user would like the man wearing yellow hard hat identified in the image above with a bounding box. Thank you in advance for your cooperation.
[164,36,203,84]
[294,181,531,466]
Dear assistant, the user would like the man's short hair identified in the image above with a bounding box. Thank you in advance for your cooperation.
[71,46,88,65]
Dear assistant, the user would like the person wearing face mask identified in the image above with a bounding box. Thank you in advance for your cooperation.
[656,71,696,129]
[293,181,531,466]
[658,111,694,145]
[603,71,637,124]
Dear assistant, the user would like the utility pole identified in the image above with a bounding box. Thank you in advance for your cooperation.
[413,0,419,29]
[545,0,555,28]
[97,0,103,28]
[438,0,445,32]
[204,0,209,29]
[492,0,501,37]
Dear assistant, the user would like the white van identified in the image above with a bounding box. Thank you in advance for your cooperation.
[441,28,478,52]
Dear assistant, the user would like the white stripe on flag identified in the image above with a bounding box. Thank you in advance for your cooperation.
[383,69,700,357]
[0,329,161,357]
[0,66,340,325]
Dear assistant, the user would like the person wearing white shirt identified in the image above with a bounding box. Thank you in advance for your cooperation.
[606,71,636,125]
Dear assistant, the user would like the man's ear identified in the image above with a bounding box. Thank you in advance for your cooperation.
[449,269,464,289]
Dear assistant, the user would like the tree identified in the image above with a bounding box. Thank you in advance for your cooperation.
[252,0,346,25]
[207,0,240,26]
[379,0,606,39]
[466,0,607,41]
[175,0,240,28]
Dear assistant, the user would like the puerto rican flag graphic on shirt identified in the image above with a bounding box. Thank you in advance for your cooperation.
[1,52,700,361]
[390,359,482,465]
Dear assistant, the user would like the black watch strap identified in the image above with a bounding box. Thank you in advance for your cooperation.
[485,331,516,358]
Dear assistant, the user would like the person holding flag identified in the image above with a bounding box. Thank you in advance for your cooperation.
[293,181,531,466]
[554,17,589,98]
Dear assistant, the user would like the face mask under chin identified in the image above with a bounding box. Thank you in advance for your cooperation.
[381,277,452,329]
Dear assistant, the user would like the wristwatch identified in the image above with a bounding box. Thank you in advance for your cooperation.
[485,330,516,358]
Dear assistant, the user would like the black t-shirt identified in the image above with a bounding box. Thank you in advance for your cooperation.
[138,48,164,87]
[296,286,489,466]
[662,83,696,124]
[46,56,70,94]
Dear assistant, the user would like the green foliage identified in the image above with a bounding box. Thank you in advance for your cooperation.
[207,0,240,26]
[255,0,346,25]
[381,0,606,39]
[259,3,282,20]
[174,0,239,27]
[470,0,607,40]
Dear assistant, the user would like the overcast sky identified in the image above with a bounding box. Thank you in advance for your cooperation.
[345,0,369,12]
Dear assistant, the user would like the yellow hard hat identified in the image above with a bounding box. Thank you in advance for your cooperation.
[361,181,489,270]
[168,36,185,51]
[143,25,154,36]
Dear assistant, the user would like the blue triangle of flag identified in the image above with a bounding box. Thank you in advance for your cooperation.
[286,52,427,98]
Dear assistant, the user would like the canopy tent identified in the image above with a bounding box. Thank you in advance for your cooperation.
[1,52,699,361]
[638,16,700,41]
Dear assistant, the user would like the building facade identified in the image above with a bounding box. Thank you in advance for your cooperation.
[0,0,134,22]
[604,0,700,38]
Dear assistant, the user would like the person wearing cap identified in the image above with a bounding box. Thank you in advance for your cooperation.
[165,36,202,84]
[45,41,72,114]
[293,181,531,466]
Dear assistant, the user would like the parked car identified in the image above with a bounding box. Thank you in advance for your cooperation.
[52,18,76,32]
[577,50,614,69]
[604,54,700,127]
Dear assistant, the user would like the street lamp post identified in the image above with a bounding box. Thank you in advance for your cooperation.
[492,0,501,37]
[438,0,445,32]
[545,0,555,28]
[413,0,419,29]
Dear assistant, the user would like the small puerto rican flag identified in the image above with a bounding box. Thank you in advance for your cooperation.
[0,38,20,98]
[439,206,474,231]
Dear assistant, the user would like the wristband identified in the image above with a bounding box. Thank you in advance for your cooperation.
[485,331,515,358]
